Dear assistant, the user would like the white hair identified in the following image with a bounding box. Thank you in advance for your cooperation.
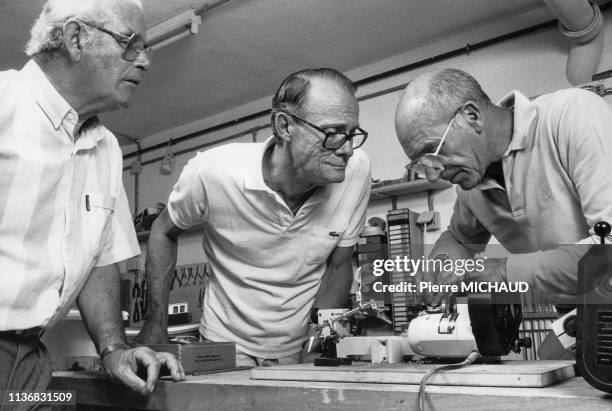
[25,0,143,60]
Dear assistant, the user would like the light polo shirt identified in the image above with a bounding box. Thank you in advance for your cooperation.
[167,137,371,357]
[449,89,612,295]
[0,60,139,331]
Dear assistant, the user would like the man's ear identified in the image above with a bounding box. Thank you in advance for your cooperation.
[62,20,83,63]
[272,112,292,143]
[461,101,484,134]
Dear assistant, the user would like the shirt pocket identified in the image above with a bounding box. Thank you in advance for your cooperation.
[86,193,116,254]
[305,225,346,266]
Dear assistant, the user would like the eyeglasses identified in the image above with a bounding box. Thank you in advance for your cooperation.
[79,20,150,62]
[281,112,368,150]
[406,109,459,177]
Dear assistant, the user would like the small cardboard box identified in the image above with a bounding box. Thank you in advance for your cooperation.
[146,342,236,374]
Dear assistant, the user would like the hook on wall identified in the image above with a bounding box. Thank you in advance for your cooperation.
[160,138,175,175]
[130,139,143,175]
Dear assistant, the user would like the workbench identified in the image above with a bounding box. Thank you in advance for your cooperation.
[50,368,612,410]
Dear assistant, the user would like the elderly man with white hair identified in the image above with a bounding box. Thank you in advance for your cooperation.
[0,0,184,406]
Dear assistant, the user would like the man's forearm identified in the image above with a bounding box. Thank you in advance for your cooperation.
[313,265,352,309]
[429,230,478,260]
[143,223,179,329]
[505,243,592,296]
[313,247,354,309]
[135,209,186,344]
[77,264,126,352]
[77,264,186,394]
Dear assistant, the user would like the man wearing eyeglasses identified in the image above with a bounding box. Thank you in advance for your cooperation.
[137,68,371,366]
[0,0,184,405]
[394,68,612,306]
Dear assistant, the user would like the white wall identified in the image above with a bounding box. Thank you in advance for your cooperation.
[124,14,612,261]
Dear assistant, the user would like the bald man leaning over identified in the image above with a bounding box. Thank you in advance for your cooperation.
[394,68,612,306]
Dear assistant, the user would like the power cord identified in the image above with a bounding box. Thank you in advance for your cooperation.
[417,351,482,411]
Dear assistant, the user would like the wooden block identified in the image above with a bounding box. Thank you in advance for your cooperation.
[358,235,386,245]
[146,342,235,375]
[250,361,575,388]
[358,251,385,260]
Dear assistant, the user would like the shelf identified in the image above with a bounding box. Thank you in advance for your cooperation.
[135,181,451,241]
[125,322,200,337]
[65,309,199,334]
[370,179,452,201]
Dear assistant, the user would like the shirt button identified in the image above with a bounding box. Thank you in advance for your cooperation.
[66,112,75,121]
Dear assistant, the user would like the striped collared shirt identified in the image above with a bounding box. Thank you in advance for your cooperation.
[0,60,139,331]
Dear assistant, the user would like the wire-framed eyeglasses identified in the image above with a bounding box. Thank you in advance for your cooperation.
[406,110,459,177]
[79,20,151,62]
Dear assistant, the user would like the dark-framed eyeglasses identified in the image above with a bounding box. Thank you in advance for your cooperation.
[79,20,150,62]
[280,112,368,150]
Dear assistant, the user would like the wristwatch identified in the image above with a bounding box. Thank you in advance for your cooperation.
[99,343,129,360]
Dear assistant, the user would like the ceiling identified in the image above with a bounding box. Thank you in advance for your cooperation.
[2,0,556,144]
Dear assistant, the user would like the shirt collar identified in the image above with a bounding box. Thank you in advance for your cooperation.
[476,175,504,191]
[22,60,76,132]
[244,135,276,192]
[473,90,538,192]
[497,90,537,155]
[21,60,106,147]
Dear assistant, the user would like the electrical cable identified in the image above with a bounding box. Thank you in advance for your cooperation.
[417,350,482,411]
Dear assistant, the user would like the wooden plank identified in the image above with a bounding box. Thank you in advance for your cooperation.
[250,361,575,388]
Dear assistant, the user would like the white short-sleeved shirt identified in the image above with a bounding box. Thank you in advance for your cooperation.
[0,61,140,331]
[449,89,612,295]
[168,137,371,357]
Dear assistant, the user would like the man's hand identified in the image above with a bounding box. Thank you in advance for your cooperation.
[133,319,169,345]
[102,346,185,395]
[469,257,508,284]
[414,257,507,306]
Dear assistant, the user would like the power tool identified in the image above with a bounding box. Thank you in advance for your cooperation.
[576,221,612,394]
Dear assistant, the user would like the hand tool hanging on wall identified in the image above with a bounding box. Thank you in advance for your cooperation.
[160,138,175,175]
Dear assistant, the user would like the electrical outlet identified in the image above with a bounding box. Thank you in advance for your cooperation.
[168,302,189,315]
[426,211,441,231]
[416,211,441,231]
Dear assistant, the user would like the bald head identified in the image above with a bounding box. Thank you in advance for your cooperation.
[395,69,492,154]
[394,71,436,148]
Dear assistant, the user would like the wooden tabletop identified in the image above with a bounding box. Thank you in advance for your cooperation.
[50,368,612,410]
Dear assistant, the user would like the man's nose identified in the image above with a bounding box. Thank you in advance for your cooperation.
[334,139,354,158]
[134,49,152,70]
[424,166,443,182]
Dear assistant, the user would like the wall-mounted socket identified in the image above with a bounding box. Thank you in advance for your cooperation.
[416,210,441,231]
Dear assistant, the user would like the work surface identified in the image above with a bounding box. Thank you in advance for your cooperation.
[51,364,612,411]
